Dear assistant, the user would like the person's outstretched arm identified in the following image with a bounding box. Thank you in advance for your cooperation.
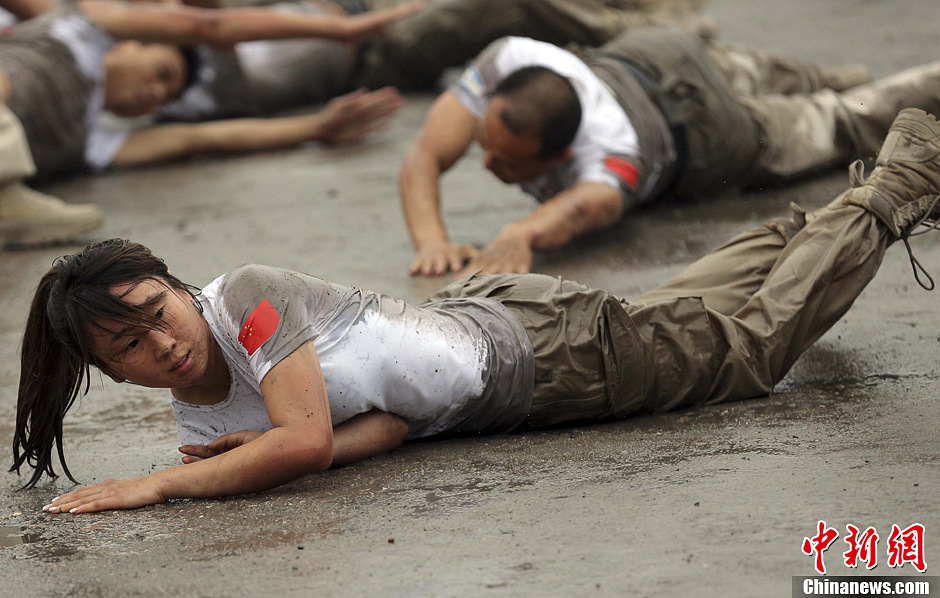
[77,0,422,45]
[42,340,409,514]
[0,0,50,20]
[453,181,624,278]
[112,88,401,167]
[400,91,480,276]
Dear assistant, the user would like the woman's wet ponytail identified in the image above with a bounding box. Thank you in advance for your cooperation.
[11,269,87,488]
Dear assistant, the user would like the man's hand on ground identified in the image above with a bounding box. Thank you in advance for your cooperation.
[454,234,533,278]
[409,240,480,276]
[316,87,403,145]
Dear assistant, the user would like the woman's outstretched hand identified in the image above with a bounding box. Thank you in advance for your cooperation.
[39,429,265,514]
[42,476,165,514]
[315,87,404,145]
[178,430,264,464]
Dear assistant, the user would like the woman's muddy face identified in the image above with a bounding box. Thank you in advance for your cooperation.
[88,279,212,389]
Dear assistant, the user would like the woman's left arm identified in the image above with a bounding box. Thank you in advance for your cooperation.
[44,341,335,514]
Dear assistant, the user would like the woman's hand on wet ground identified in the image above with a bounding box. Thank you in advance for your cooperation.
[179,430,264,464]
[41,476,166,515]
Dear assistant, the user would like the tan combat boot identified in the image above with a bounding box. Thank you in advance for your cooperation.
[842,108,940,288]
[0,183,104,248]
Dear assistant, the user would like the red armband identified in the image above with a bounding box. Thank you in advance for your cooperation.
[604,156,639,189]
[238,299,281,356]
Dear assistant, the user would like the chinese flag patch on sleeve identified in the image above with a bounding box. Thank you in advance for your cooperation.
[238,299,281,356]
[603,156,640,189]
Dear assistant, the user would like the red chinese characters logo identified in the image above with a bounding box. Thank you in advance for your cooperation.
[843,525,879,570]
[802,522,927,574]
[802,520,840,574]
[887,523,926,573]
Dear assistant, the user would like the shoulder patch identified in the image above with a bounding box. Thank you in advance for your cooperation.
[604,156,639,189]
[238,299,280,356]
[457,67,485,98]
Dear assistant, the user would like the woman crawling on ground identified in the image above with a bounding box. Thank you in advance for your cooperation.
[11,108,940,514]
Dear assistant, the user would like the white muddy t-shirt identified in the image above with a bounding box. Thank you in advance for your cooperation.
[171,265,533,445]
[451,36,640,203]
[45,8,128,170]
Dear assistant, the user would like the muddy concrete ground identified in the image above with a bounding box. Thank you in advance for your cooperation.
[2,1,939,596]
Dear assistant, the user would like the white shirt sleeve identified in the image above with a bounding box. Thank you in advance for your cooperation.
[85,123,128,171]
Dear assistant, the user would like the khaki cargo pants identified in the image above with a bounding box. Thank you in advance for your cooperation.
[463,192,892,428]
[353,0,708,89]
[591,27,940,192]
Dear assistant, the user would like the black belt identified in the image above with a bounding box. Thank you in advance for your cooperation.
[606,55,689,193]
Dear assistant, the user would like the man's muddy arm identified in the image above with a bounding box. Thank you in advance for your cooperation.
[400,92,479,276]
[454,181,624,277]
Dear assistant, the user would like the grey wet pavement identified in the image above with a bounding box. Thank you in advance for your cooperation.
[2,1,939,596]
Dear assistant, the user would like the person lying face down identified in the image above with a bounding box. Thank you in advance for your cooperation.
[156,0,712,122]
[0,0,412,248]
[0,0,418,180]
[14,107,940,514]
[400,30,940,278]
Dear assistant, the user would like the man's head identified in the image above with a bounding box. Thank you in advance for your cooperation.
[479,66,582,184]
[102,41,198,117]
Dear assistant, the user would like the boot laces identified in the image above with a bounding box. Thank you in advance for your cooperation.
[903,195,940,291]
[851,160,939,291]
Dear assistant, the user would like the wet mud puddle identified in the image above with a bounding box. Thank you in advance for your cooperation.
[0,525,40,547]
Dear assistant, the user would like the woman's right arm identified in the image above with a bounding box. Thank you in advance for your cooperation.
[77,0,422,45]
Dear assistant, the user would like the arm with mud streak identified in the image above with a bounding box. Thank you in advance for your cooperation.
[42,343,407,514]
[452,180,624,278]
